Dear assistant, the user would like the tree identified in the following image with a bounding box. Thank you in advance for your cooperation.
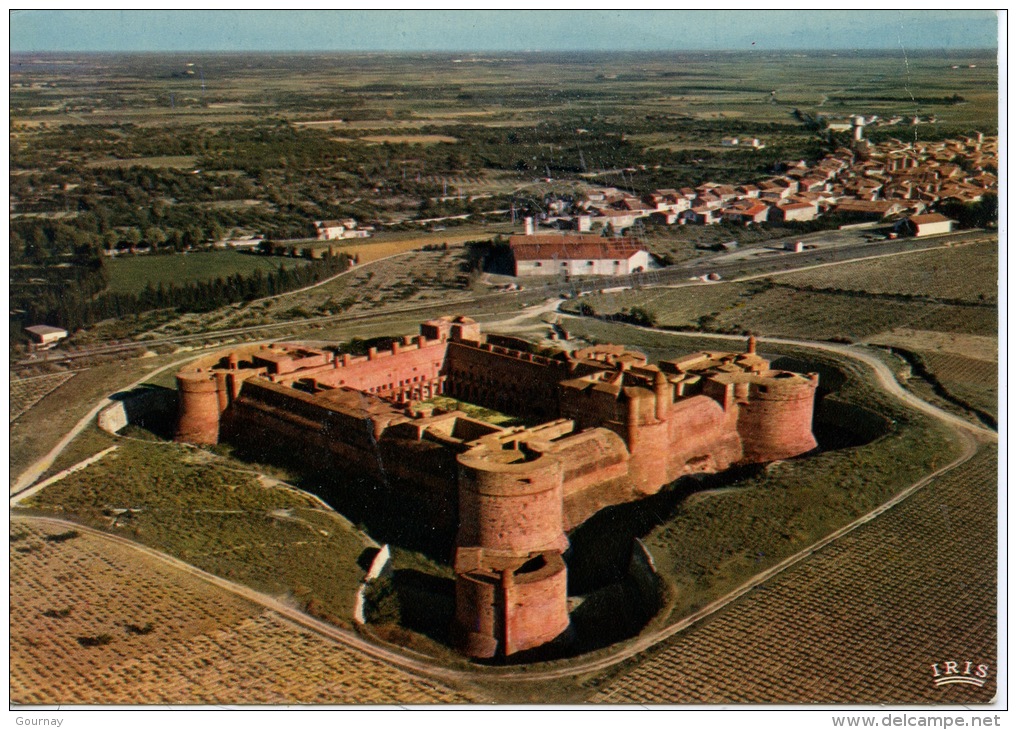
[119,227,142,251]
[144,227,167,249]
[627,306,657,327]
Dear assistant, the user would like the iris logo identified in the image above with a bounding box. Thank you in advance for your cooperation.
[930,661,991,688]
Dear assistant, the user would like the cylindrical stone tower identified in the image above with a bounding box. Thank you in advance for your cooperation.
[452,551,569,659]
[736,371,819,463]
[456,445,568,555]
[174,371,222,444]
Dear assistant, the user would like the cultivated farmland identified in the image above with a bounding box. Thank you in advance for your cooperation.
[588,444,997,705]
[905,351,998,423]
[571,283,997,342]
[106,249,309,295]
[10,518,477,705]
[776,241,998,304]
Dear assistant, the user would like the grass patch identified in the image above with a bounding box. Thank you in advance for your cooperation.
[18,437,369,627]
[106,250,308,296]
[419,395,531,427]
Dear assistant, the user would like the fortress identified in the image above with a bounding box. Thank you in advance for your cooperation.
[175,316,819,659]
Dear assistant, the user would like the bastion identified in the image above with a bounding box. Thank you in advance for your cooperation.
[174,317,819,659]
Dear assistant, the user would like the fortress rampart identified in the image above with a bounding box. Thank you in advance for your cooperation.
[174,316,818,659]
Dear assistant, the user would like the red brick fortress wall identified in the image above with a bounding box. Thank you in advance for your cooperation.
[170,322,821,662]
[452,551,570,659]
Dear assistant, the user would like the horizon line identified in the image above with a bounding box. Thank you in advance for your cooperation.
[10,47,1001,55]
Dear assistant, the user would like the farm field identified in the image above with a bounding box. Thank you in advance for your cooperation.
[572,283,997,342]
[866,328,998,362]
[86,155,198,169]
[10,371,76,422]
[588,444,997,704]
[290,222,512,264]
[106,250,309,295]
[11,50,998,132]
[776,241,998,304]
[907,350,998,421]
[10,517,477,705]
[359,134,459,144]
[19,436,371,626]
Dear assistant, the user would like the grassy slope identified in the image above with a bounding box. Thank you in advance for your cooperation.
[18,435,370,626]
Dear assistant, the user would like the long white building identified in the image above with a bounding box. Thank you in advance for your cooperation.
[509,235,650,277]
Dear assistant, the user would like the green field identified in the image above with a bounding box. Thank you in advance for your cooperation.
[106,250,309,295]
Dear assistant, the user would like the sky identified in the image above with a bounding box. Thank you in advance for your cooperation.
[8,10,1000,53]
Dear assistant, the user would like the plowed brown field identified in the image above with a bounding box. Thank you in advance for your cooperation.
[10,518,477,705]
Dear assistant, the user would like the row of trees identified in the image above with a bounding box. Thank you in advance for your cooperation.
[18,252,351,335]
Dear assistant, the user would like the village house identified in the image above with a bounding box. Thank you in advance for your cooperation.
[769,201,819,223]
[314,218,371,241]
[894,213,955,238]
[832,199,911,220]
[683,207,723,225]
[722,202,770,226]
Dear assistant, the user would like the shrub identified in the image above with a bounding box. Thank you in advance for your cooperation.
[77,634,114,647]
[364,578,401,625]
[44,530,80,543]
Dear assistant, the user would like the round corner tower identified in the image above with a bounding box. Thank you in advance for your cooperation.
[174,370,223,445]
[456,443,568,555]
[736,370,820,463]
[452,440,571,658]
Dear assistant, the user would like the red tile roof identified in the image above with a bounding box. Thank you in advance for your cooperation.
[779,202,817,211]
[509,235,645,261]
[907,213,953,225]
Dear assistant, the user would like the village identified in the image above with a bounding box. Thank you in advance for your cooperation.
[529,131,996,235]
[239,130,996,272]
